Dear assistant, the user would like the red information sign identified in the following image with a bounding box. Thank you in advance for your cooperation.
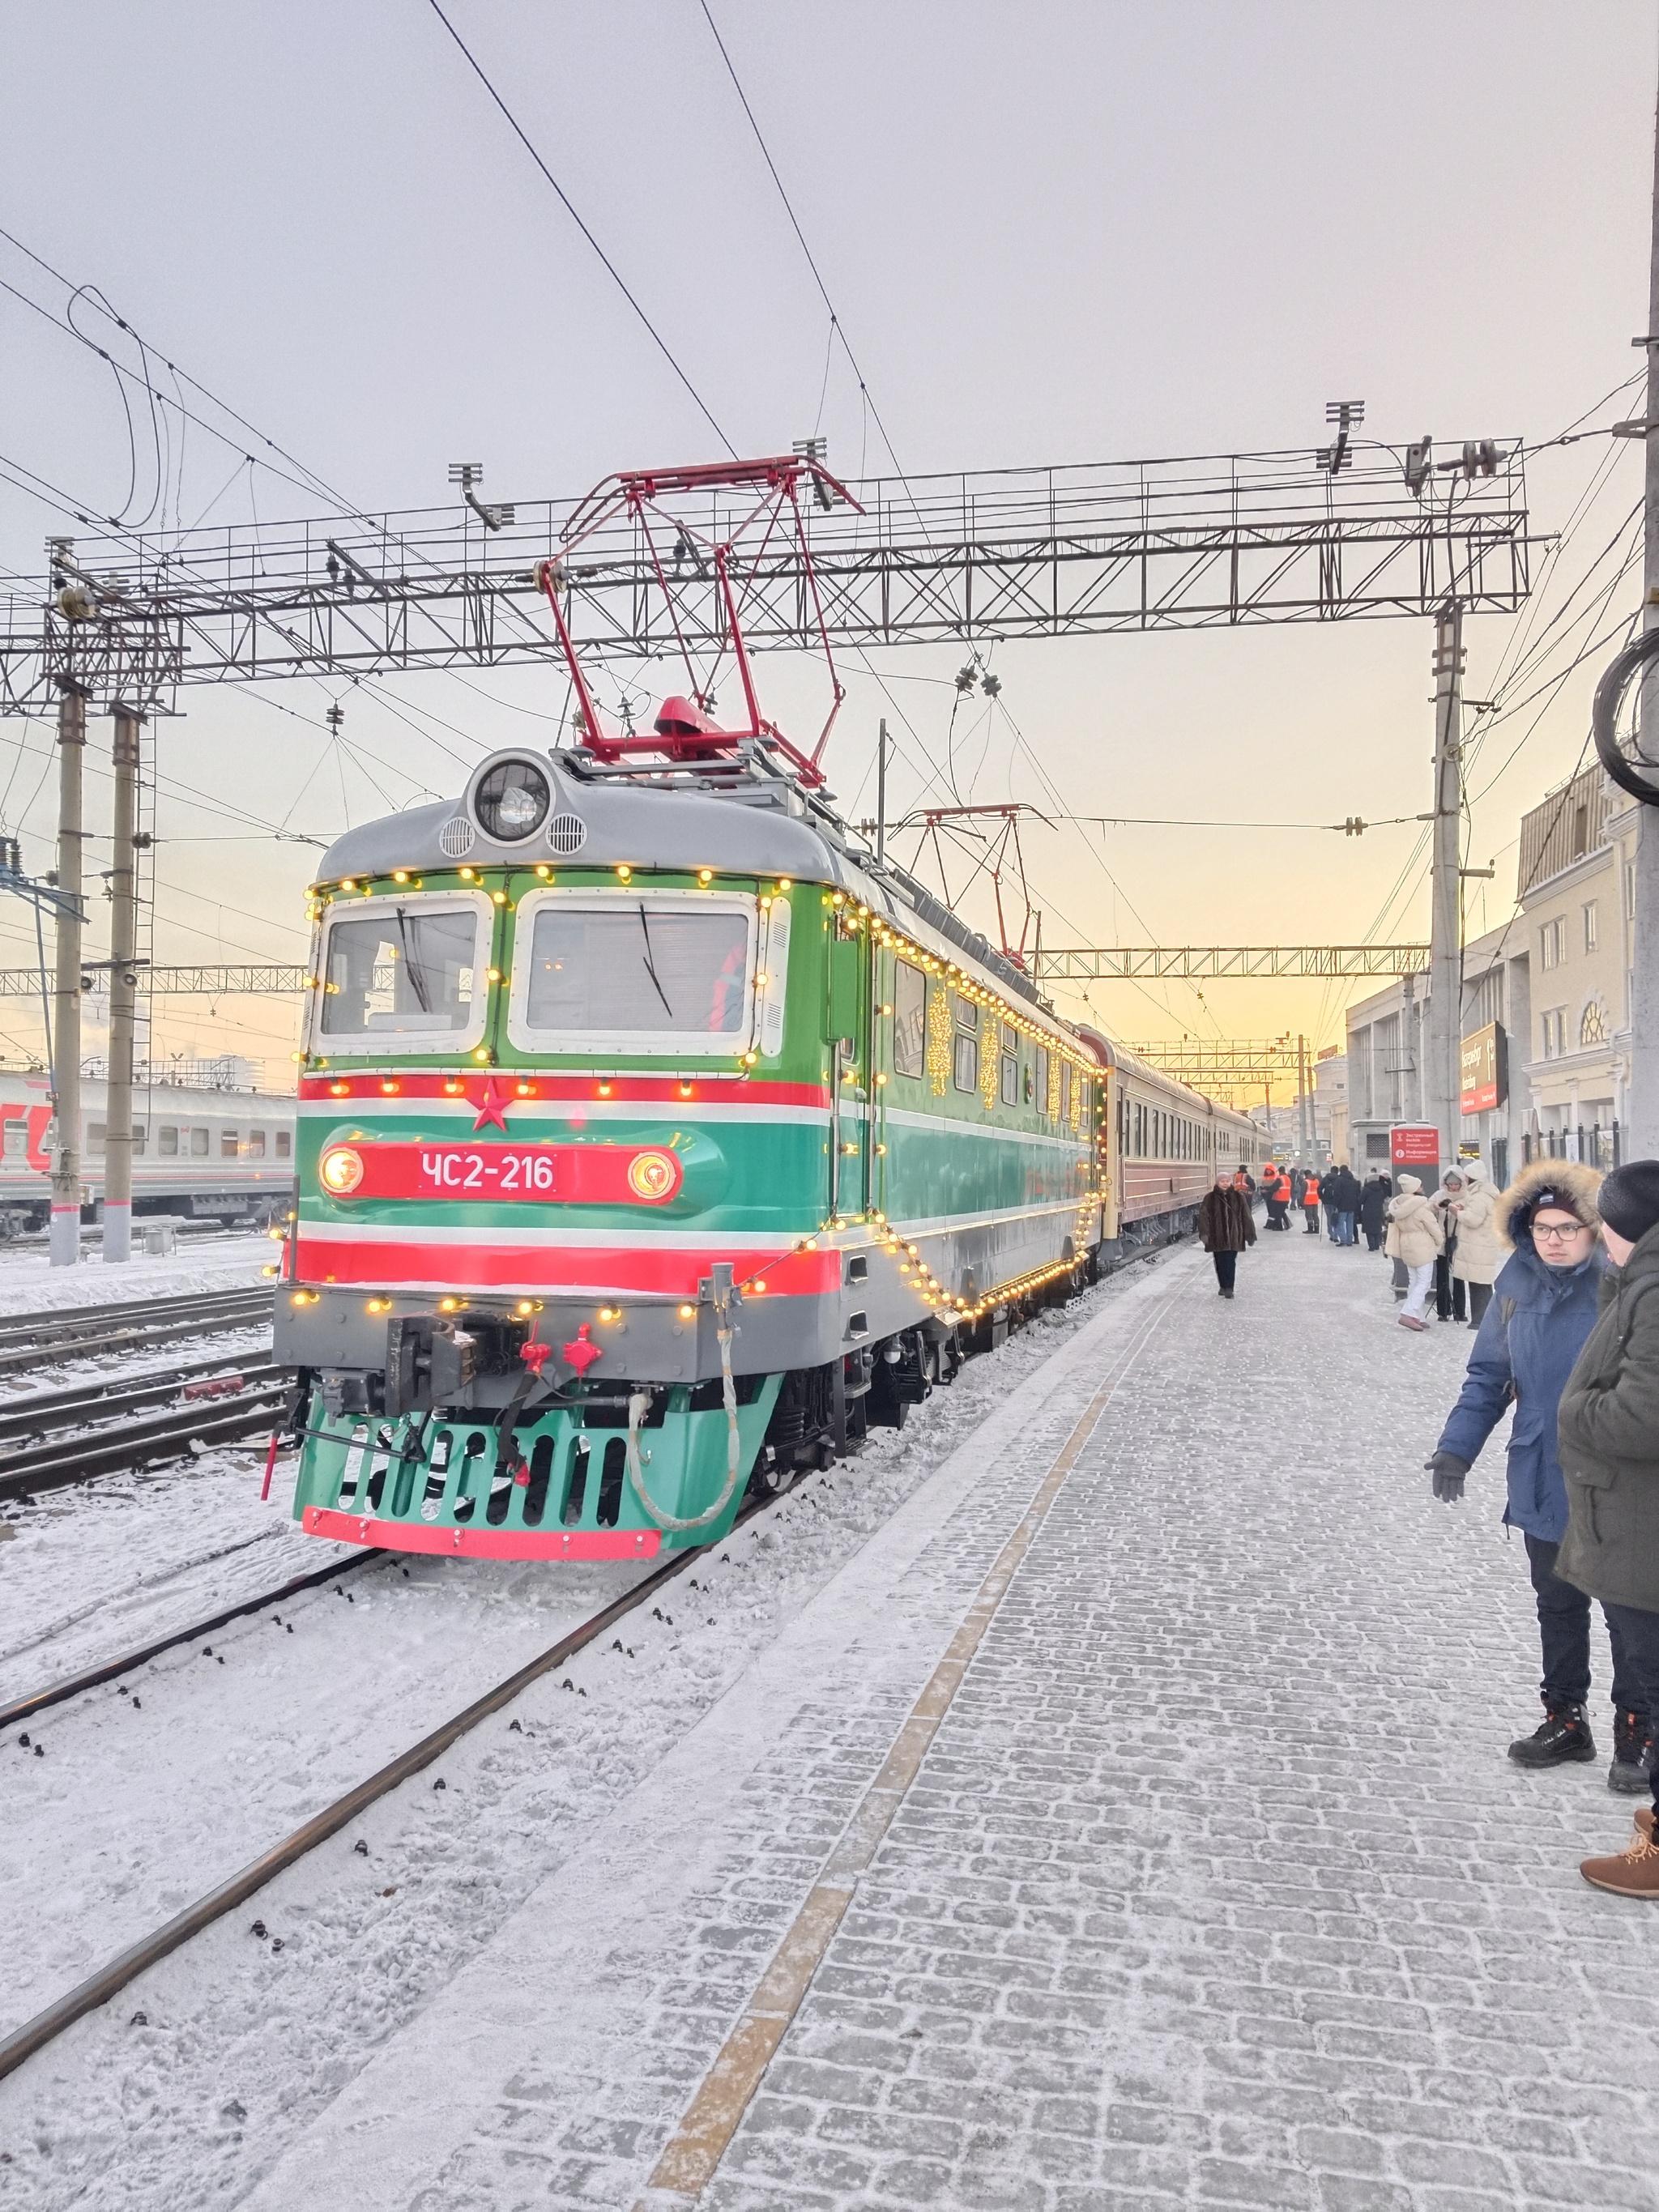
[1390,1125,1440,1166]
[318,1140,683,1206]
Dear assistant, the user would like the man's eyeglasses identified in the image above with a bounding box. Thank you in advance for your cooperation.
[1533,1221,1588,1242]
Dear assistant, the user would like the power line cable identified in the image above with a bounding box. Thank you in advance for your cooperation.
[423,0,736,457]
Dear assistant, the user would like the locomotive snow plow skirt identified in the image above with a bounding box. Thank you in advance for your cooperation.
[290,1379,783,1558]
[301,1507,662,1562]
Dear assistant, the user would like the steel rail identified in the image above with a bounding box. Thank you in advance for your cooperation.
[0,1547,385,1733]
[0,1354,277,1441]
[0,1518,749,2082]
[0,1384,288,1500]
[0,1285,269,1345]
[0,1302,273,1379]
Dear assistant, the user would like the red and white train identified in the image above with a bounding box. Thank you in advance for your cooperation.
[0,1072,297,1238]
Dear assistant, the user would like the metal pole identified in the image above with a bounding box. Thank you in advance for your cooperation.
[49,685,85,1267]
[1297,1033,1310,1161]
[1427,603,1465,1171]
[1630,53,1659,1155]
[101,706,141,1264]
[875,719,887,866]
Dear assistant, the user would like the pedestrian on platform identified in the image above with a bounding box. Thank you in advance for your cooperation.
[1198,1166,1256,1299]
[1555,1161,1659,1894]
[1385,1174,1444,1328]
[1432,1171,1469,1323]
[1450,1170,1501,1331]
[1327,1163,1362,1247]
[1425,1161,1653,1792]
[1323,1174,1341,1240]
[1261,1164,1286,1230]
[1290,1165,1307,1209]
[1301,1167,1323,1234]
[1359,1170,1390,1252]
[1232,1164,1256,1196]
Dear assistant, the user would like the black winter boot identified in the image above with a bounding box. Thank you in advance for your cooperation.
[1609,1708,1655,1795]
[1508,1703,1597,1769]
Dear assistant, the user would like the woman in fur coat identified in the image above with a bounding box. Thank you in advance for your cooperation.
[1448,1171,1503,1330]
[1426,1160,1649,1792]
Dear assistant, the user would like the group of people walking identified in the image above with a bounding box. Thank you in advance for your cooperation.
[1427,1157,1659,1899]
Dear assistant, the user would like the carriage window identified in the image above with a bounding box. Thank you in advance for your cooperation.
[1000,1047,1018,1106]
[953,991,978,1033]
[1061,1063,1073,1123]
[275,1130,292,1159]
[245,1129,267,1157]
[221,1129,239,1158]
[1,1120,24,1158]
[159,1125,179,1157]
[319,903,480,1039]
[893,959,926,1078]
[953,1031,978,1093]
[190,1127,209,1157]
[521,901,750,1038]
[1034,1045,1050,1115]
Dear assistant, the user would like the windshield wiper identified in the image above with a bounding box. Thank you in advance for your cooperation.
[394,906,433,1015]
[638,904,674,1019]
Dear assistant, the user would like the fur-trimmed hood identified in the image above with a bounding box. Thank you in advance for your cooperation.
[1494,1158,1603,1249]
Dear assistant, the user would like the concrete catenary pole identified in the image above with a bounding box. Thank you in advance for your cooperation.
[101,706,142,1264]
[1629,57,1659,1157]
[49,684,86,1267]
[1427,603,1466,1174]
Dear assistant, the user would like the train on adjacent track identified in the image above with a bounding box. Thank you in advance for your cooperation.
[275,747,1260,1564]
[0,1072,296,1237]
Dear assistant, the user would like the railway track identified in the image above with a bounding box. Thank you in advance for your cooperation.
[0,1544,385,1732]
[0,1285,273,1377]
[0,1375,288,1501]
[0,1496,773,2083]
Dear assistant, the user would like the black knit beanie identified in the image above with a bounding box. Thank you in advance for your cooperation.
[1598,1161,1659,1244]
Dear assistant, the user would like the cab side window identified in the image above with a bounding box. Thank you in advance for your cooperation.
[893,959,926,1079]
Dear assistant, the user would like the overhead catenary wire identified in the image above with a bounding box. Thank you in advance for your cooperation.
[422,0,736,458]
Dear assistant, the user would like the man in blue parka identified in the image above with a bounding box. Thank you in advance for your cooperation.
[1425,1161,1651,1791]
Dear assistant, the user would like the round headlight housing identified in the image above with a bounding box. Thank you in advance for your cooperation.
[473,758,551,843]
[319,1144,365,1196]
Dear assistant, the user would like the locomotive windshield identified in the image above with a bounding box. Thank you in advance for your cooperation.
[318,901,480,1042]
[518,897,751,1041]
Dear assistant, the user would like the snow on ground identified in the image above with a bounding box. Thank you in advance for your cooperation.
[0,1236,274,1315]
[0,1247,1177,2210]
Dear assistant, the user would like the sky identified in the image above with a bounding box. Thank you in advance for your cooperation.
[0,0,1655,1093]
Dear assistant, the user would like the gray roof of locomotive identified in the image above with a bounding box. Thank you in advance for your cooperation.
[317,749,1049,1013]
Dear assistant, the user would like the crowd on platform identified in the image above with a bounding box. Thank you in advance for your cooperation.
[1196,1149,1659,1897]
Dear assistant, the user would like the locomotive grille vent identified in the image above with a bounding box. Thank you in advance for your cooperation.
[548,812,588,855]
[438,816,476,859]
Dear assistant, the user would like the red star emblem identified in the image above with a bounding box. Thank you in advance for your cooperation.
[471,1076,510,1133]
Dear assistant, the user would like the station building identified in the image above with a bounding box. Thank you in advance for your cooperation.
[1344,763,1640,1183]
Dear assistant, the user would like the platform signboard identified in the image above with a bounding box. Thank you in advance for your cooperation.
[1459,1023,1508,1117]
[1390,1125,1440,1166]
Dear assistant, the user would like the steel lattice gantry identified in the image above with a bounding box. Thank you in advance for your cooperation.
[0,445,1529,714]
[1034,944,1428,981]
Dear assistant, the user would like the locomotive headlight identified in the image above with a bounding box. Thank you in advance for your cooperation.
[472,757,551,842]
[319,1145,365,1196]
[627,1149,678,1201]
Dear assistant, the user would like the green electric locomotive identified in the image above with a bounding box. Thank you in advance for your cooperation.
[275,735,1109,1560]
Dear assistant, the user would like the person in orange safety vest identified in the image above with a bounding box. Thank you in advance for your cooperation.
[1301,1170,1323,1234]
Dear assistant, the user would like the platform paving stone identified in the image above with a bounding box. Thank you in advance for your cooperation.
[686,1228,1659,2212]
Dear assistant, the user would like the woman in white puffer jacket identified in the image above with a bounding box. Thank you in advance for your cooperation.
[1385,1174,1445,1332]
[1448,1171,1503,1330]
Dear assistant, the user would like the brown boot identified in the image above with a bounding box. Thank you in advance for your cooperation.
[1580,1806,1659,1898]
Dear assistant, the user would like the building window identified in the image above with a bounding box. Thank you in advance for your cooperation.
[1583,901,1598,953]
[275,1130,292,1159]
[1541,1008,1565,1059]
[1580,999,1607,1047]
[893,959,926,1078]
[1539,918,1566,970]
[159,1126,178,1157]
[1627,861,1638,922]
[953,1032,978,1093]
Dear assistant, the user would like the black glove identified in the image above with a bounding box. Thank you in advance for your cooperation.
[1425,1451,1469,1503]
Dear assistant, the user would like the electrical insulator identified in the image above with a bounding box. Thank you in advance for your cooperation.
[955,664,976,694]
[1345,817,1366,837]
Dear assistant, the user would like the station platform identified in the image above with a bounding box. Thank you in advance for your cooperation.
[245,1228,1659,2212]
